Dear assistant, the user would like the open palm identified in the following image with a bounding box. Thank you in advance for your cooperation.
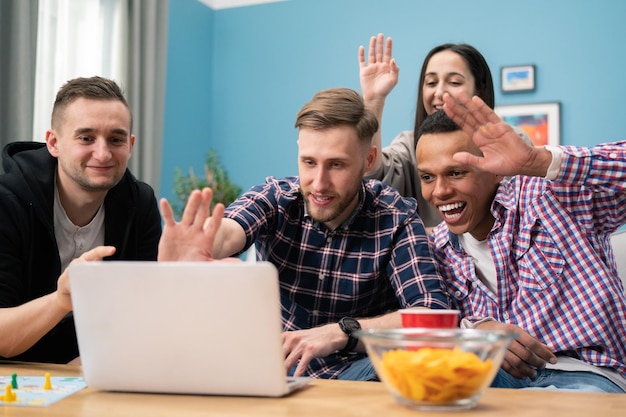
[359,33,399,102]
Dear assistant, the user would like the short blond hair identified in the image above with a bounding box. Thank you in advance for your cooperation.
[295,88,378,144]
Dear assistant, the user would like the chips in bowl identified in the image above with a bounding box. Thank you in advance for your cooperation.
[382,347,493,403]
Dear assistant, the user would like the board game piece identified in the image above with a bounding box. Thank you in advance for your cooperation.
[11,374,17,389]
[1,385,17,402]
[43,373,52,390]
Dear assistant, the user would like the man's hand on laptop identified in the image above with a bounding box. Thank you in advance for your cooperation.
[56,246,116,311]
[282,324,349,377]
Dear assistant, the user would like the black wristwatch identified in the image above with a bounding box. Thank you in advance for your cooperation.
[338,317,361,354]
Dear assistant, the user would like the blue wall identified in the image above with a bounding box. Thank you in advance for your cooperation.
[162,0,214,201]
[161,0,626,203]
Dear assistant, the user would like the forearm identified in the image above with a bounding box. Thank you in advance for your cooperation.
[314,310,403,355]
[211,218,248,259]
[357,310,402,330]
[0,293,69,358]
[351,310,406,353]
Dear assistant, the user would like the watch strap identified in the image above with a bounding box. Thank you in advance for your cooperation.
[342,333,359,354]
[338,317,361,354]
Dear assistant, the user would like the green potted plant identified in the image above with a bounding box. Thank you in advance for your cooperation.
[172,148,242,219]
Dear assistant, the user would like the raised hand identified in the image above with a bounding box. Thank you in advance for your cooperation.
[359,33,399,175]
[158,188,225,261]
[442,92,552,178]
[358,33,399,104]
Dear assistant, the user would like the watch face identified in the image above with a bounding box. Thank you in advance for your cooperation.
[340,317,361,332]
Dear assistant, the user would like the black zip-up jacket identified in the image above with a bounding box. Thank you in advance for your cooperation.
[0,142,161,363]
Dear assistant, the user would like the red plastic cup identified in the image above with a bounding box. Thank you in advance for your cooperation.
[399,309,460,329]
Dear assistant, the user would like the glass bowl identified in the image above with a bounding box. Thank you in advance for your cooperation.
[354,328,516,411]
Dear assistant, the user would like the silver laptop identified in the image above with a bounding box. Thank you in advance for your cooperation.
[69,261,312,397]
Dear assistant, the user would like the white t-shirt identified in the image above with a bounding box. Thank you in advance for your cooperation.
[53,182,105,272]
[457,232,498,294]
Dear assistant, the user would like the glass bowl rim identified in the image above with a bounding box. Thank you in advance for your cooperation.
[353,327,517,343]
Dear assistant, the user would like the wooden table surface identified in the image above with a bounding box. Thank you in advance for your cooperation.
[1,361,624,416]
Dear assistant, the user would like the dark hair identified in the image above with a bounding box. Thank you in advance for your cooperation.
[416,110,461,141]
[413,44,494,142]
[295,87,379,144]
[51,76,132,129]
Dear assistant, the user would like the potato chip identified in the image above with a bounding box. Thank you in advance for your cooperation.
[380,347,493,403]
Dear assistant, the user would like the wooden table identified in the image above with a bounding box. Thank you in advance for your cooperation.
[1,361,625,416]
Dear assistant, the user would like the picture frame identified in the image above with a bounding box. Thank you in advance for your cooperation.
[495,102,560,146]
[501,65,536,93]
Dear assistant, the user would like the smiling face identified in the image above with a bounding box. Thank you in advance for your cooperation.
[422,50,477,116]
[46,97,135,199]
[416,130,500,241]
[298,125,375,230]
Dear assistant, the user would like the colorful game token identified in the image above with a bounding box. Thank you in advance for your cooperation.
[43,373,52,390]
[1,385,17,402]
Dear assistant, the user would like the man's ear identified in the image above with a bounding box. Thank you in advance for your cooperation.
[45,130,60,158]
[365,145,377,171]
[129,134,135,155]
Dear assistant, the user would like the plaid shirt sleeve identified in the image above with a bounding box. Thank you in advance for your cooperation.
[384,208,451,310]
[551,141,626,234]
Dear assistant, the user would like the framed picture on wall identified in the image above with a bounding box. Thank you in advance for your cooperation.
[495,102,560,146]
[501,65,536,93]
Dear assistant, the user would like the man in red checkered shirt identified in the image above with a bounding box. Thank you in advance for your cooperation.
[415,92,626,393]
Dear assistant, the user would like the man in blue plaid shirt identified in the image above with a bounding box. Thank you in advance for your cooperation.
[416,92,626,392]
[158,88,450,380]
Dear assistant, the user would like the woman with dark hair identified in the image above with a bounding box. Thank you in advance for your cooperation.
[359,34,526,228]
[413,43,495,129]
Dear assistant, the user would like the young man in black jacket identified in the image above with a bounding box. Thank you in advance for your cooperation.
[0,76,161,364]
